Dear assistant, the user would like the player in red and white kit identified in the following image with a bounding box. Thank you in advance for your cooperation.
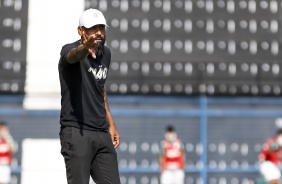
[0,122,15,184]
[258,129,282,184]
[159,125,186,184]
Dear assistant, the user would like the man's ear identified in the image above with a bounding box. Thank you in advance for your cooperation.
[78,26,83,36]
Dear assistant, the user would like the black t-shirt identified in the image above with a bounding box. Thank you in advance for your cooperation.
[58,40,111,131]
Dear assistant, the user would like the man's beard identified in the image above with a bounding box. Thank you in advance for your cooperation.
[95,41,105,56]
[95,36,106,56]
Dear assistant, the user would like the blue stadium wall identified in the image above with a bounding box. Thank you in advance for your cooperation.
[1,96,282,184]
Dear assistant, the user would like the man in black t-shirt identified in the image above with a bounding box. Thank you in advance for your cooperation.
[58,9,120,184]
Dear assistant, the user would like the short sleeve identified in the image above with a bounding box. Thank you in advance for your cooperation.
[59,42,78,65]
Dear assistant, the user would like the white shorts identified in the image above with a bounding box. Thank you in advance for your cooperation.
[0,165,11,183]
[260,161,281,181]
[161,169,185,184]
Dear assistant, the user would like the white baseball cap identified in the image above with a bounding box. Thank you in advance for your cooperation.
[79,8,108,28]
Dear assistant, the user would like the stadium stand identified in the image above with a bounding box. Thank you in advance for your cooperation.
[1,0,281,97]
[0,0,27,94]
[0,1,281,97]
[84,0,282,96]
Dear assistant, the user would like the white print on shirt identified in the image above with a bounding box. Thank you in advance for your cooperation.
[88,66,108,80]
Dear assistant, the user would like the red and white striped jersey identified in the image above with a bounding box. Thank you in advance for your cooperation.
[0,138,12,165]
[161,139,185,170]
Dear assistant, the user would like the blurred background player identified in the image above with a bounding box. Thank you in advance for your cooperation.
[258,129,282,184]
[159,125,186,184]
[0,121,15,184]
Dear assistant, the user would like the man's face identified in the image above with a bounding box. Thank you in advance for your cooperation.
[0,125,5,131]
[79,24,106,56]
[165,131,177,143]
[0,125,8,136]
[82,24,106,44]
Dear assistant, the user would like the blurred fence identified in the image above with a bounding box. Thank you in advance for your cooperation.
[1,96,282,184]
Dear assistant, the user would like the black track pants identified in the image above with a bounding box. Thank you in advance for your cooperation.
[60,126,121,184]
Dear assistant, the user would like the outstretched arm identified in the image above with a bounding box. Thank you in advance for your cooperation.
[65,28,98,64]
[65,44,89,64]
[104,89,120,148]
